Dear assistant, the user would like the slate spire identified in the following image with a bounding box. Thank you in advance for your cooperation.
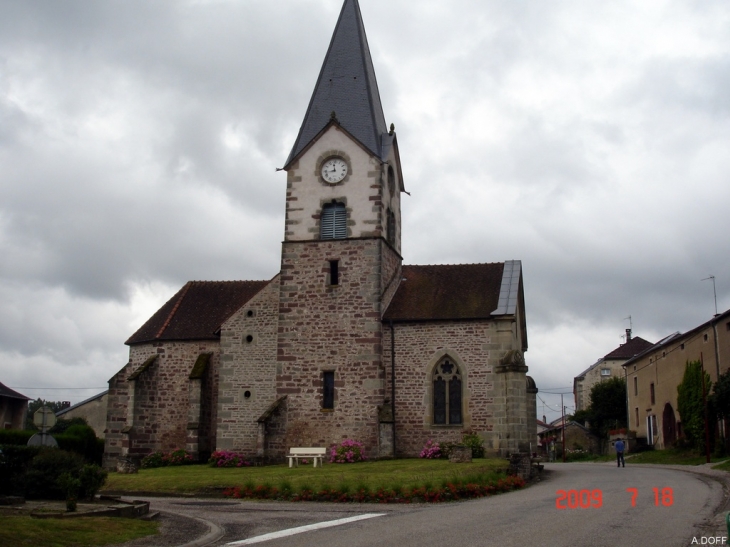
[284,0,388,167]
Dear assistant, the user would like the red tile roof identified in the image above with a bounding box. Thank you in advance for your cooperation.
[603,336,654,360]
[126,280,270,345]
[383,263,506,321]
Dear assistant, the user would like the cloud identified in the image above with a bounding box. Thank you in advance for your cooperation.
[0,0,728,420]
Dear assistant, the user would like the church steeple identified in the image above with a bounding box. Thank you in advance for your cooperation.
[284,0,388,168]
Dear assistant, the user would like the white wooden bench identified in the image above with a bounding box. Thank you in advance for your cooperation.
[287,447,327,468]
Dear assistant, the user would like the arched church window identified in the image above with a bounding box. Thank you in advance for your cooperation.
[433,359,462,425]
[386,208,396,245]
[320,201,347,239]
[387,165,396,198]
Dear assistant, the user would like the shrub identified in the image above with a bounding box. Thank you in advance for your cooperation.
[164,449,194,466]
[24,448,85,500]
[209,450,252,468]
[0,445,42,495]
[78,464,108,501]
[461,432,485,458]
[420,439,441,459]
[140,448,195,469]
[56,424,104,464]
[141,449,194,469]
[329,439,366,463]
[50,417,89,435]
[439,441,456,459]
[0,429,34,446]
[141,451,165,469]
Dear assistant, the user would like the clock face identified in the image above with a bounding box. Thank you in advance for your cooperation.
[321,158,348,184]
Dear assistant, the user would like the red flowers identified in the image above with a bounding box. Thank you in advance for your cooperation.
[221,475,525,503]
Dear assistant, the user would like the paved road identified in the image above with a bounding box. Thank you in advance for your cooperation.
[123,462,730,547]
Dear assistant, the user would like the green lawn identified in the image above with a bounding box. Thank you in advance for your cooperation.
[625,448,726,466]
[547,448,729,466]
[104,458,509,496]
[0,516,158,547]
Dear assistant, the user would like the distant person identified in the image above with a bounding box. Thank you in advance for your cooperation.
[615,438,625,468]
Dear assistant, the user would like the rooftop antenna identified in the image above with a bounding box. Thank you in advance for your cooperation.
[701,275,718,316]
[622,315,632,342]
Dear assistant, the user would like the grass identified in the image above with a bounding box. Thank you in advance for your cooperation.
[626,448,727,466]
[104,458,509,496]
[0,516,158,547]
[551,448,730,466]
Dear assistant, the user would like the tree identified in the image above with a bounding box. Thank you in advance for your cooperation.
[710,370,730,453]
[677,360,712,452]
[25,399,70,430]
[585,376,627,439]
[710,369,730,421]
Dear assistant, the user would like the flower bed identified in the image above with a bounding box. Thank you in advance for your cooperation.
[209,450,252,468]
[419,440,441,459]
[329,439,366,463]
[140,449,194,469]
[222,475,525,503]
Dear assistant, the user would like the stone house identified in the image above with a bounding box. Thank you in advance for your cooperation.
[0,381,29,430]
[538,421,601,456]
[56,390,109,439]
[624,308,730,449]
[103,0,536,468]
[573,330,654,412]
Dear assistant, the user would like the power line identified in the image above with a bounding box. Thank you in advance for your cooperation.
[10,387,107,390]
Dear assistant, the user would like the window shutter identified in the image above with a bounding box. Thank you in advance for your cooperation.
[320,202,347,239]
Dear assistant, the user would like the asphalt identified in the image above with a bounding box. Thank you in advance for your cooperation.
[111,463,730,547]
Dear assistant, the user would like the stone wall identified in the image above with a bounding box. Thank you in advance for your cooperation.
[384,320,495,457]
[383,318,530,457]
[103,340,220,468]
[217,278,279,455]
[272,238,385,458]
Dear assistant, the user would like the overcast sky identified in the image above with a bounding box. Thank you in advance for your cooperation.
[1,0,728,422]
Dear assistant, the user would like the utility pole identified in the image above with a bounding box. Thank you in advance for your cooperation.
[702,276,718,316]
[561,393,566,463]
[701,353,711,464]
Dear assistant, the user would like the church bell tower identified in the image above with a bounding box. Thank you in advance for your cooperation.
[275,0,405,455]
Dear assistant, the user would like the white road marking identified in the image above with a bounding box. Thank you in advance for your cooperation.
[225,513,387,545]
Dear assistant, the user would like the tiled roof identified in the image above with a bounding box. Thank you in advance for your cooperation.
[603,336,654,360]
[383,263,507,321]
[0,381,30,400]
[126,280,270,345]
[284,0,388,167]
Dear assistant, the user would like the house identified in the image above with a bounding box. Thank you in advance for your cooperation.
[623,308,730,449]
[573,330,654,411]
[0,381,30,430]
[538,421,601,456]
[103,0,536,468]
[56,390,109,438]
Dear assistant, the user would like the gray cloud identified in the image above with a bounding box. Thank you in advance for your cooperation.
[1,0,728,419]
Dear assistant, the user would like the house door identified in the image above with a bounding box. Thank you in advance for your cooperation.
[662,403,677,446]
[647,415,656,445]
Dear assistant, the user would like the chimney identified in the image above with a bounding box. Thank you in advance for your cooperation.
[625,328,632,342]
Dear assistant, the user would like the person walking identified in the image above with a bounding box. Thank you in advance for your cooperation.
[615,438,625,467]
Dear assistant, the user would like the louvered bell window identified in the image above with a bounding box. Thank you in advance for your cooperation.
[320,202,347,239]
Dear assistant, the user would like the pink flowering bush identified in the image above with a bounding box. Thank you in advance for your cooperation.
[329,439,366,463]
[419,439,441,459]
[209,450,252,468]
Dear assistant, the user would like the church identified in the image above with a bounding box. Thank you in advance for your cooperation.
[103,0,536,468]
